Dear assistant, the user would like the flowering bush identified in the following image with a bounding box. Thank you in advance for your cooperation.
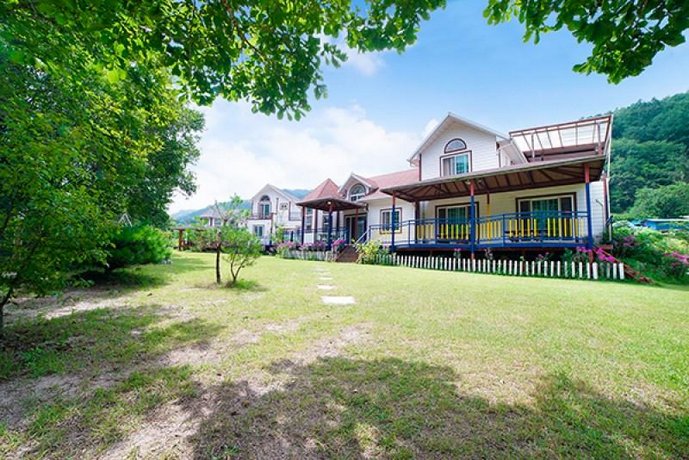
[275,241,299,258]
[300,240,327,252]
[610,222,689,282]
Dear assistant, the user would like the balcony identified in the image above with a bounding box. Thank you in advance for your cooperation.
[368,211,590,250]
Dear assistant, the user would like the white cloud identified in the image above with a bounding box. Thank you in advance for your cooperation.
[342,48,386,76]
[169,101,421,213]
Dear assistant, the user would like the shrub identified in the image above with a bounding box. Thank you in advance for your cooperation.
[354,240,387,264]
[223,227,262,286]
[610,222,689,282]
[276,241,299,258]
[106,225,171,270]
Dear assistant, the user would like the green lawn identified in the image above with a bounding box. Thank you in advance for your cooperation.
[1,252,688,458]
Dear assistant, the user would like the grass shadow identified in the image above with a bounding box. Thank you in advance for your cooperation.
[0,302,224,457]
[226,279,267,292]
[192,357,689,458]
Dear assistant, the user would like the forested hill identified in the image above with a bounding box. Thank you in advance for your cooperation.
[610,92,689,216]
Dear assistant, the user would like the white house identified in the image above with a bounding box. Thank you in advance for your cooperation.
[297,112,612,257]
[246,184,303,245]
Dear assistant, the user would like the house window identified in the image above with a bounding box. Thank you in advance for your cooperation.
[444,138,467,153]
[437,205,472,223]
[441,153,470,176]
[305,209,313,232]
[381,208,401,232]
[518,195,574,215]
[258,195,271,218]
[253,225,264,237]
[349,184,366,202]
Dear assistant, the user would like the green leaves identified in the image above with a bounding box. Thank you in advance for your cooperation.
[2,0,445,116]
[483,0,689,83]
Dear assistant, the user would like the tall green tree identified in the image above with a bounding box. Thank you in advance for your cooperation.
[0,50,202,332]
[610,139,687,212]
[630,183,689,219]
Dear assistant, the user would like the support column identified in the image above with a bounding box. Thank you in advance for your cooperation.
[178,229,184,251]
[335,210,340,241]
[585,164,593,249]
[390,192,397,252]
[353,207,359,242]
[300,207,305,245]
[314,209,318,243]
[469,180,476,258]
[327,202,333,250]
[414,201,420,244]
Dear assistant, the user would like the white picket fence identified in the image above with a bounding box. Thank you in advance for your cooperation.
[282,250,335,262]
[369,254,626,281]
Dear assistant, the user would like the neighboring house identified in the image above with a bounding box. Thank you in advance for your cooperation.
[199,207,228,228]
[298,112,613,256]
[298,169,419,245]
[246,184,303,245]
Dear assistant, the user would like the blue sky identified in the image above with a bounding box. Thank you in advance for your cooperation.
[170,0,689,212]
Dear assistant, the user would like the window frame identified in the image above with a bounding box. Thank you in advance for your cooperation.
[253,225,264,237]
[444,138,467,153]
[258,195,271,218]
[380,207,402,233]
[435,203,479,222]
[349,183,367,202]
[439,150,472,177]
[516,193,577,215]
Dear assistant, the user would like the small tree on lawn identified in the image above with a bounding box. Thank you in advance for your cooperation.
[223,227,262,287]
[194,195,250,285]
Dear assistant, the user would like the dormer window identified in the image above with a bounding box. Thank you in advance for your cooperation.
[441,138,471,176]
[349,184,366,202]
[258,195,271,218]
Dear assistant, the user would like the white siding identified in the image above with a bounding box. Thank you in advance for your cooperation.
[420,122,499,180]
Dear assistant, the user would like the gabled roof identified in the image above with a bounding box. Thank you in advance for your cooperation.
[359,168,419,201]
[250,183,300,203]
[339,173,376,195]
[301,178,341,202]
[408,113,509,165]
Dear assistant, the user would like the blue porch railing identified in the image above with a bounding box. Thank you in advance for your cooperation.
[367,211,589,249]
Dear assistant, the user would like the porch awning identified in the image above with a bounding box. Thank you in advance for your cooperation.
[381,154,605,202]
[297,195,367,212]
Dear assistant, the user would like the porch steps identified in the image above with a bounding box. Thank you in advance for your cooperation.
[595,248,653,284]
[336,245,359,263]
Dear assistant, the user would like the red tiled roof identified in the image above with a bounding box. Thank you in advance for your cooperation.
[361,168,419,200]
[301,178,340,202]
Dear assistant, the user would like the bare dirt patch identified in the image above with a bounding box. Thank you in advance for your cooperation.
[6,288,130,324]
[98,394,216,460]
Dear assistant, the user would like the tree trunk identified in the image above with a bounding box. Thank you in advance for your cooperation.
[0,287,13,338]
[215,244,222,284]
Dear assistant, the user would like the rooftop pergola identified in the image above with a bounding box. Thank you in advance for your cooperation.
[509,115,612,161]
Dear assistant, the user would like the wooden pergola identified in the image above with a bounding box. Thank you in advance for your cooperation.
[296,196,366,247]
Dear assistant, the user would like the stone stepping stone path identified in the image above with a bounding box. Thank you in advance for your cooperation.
[317,285,336,290]
[321,296,356,305]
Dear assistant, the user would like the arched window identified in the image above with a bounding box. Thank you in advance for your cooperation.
[349,184,366,202]
[444,138,467,153]
[441,138,470,176]
[258,195,271,218]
